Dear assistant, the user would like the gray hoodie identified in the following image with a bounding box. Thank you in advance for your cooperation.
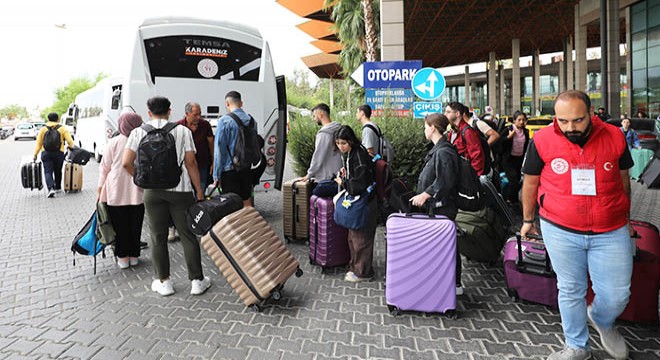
[307,121,343,181]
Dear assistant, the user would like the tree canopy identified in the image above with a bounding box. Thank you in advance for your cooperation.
[0,104,29,121]
[40,73,107,119]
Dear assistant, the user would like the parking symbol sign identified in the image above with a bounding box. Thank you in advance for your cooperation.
[411,68,446,101]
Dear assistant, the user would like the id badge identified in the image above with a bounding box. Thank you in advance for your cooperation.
[571,164,596,196]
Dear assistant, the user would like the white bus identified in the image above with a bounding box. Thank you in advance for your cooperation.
[71,16,287,191]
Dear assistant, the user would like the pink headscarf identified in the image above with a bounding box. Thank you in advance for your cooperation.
[118,112,143,137]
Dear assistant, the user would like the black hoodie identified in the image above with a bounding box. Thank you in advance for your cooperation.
[417,139,459,220]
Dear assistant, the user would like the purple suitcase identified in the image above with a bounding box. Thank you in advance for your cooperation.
[385,213,457,317]
[503,234,558,308]
[309,195,350,268]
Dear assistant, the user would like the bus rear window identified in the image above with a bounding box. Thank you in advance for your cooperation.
[144,35,262,83]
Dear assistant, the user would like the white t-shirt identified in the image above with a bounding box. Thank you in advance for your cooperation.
[361,121,381,154]
[125,119,197,193]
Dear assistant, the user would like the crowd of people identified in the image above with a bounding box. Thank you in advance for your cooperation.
[31,89,638,360]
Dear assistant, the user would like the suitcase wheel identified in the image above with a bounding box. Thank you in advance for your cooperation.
[295,267,303,277]
[271,289,282,301]
[249,304,262,313]
[445,310,458,320]
[506,288,519,302]
[387,305,401,316]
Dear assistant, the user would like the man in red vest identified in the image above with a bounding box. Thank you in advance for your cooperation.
[521,90,634,360]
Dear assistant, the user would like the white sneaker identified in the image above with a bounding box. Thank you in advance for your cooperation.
[117,258,130,269]
[55,189,63,194]
[456,285,464,296]
[47,189,55,198]
[151,279,175,296]
[167,227,179,242]
[129,257,139,266]
[190,276,211,295]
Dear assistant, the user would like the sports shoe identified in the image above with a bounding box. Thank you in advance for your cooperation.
[167,227,179,242]
[55,189,63,194]
[587,306,629,360]
[151,279,175,296]
[456,285,464,296]
[129,257,139,266]
[47,189,55,198]
[190,276,211,295]
[547,347,592,360]
[344,272,372,283]
[117,257,130,269]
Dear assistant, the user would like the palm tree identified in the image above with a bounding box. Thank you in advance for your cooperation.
[324,0,380,76]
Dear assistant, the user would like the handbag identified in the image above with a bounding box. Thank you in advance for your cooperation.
[333,189,371,230]
[312,179,339,198]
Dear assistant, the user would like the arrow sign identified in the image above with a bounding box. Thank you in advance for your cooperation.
[411,68,446,101]
[350,63,364,87]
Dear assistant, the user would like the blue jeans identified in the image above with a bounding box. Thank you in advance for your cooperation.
[41,151,65,191]
[540,220,632,350]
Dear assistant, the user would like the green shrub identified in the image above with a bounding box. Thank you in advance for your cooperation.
[287,111,429,187]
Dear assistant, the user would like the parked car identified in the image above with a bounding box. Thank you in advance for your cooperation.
[32,122,47,131]
[2,125,14,136]
[526,116,553,138]
[606,118,659,152]
[0,128,9,140]
[14,123,37,141]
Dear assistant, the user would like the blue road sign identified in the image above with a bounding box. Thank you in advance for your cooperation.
[413,102,444,118]
[362,60,422,88]
[411,68,446,101]
[366,89,414,113]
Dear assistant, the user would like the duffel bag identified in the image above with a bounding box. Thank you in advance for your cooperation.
[187,192,243,236]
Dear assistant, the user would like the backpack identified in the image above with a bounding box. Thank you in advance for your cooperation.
[133,122,182,189]
[455,153,485,212]
[363,123,395,163]
[71,211,106,275]
[455,207,506,263]
[460,125,492,173]
[228,113,264,172]
[43,125,62,152]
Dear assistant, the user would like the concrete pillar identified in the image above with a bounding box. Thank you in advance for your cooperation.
[380,0,405,60]
[512,39,521,112]
[607,0,621,118]
[488,52,497,115]
[559,59,566,92]
[575,4,588,92]
[533,49,541,115]
[625,6,632,116]
[498,64,505,116]
[464,66,470,107]
[329,79,334,109]
[566,36,575,90]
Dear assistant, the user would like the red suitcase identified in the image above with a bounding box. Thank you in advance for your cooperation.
[631,220,660,257]
[586,250,660,324]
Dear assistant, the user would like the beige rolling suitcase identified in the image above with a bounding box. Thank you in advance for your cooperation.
[282,179,312,242]
[64,162,83,192]
[200,207,303,311]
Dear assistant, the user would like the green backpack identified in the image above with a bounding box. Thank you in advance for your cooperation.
[455,206,506,264]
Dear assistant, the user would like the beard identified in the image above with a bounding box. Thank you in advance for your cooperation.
[563,121,593,144]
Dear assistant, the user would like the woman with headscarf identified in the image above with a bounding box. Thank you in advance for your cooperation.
[97,112,145,269]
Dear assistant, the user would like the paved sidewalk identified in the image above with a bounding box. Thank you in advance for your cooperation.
[0,138,658,360]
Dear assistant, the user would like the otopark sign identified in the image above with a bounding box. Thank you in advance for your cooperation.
[351,60,422,117]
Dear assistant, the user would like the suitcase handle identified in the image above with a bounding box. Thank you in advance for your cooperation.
[516,232,553,276]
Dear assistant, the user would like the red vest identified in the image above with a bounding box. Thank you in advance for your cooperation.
[533,117,629,233]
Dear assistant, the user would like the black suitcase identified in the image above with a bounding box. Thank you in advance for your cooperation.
[480,176,515,227]
[186,192,243,236]
[21,162,43,191]
[640,156,660,189]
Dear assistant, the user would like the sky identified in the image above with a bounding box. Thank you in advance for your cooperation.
[0,0,319,113]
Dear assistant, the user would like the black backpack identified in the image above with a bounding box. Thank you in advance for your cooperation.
[228,113,264,172]
[363,123,395,163]
[460,125,493,173]
[133,122,182,189]
[43,125,62,152]
[455,153,485,212]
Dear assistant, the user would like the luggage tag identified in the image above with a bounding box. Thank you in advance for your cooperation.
[571,164,596,196]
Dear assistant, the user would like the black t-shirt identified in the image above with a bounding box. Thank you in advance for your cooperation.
[522,138,633,175]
